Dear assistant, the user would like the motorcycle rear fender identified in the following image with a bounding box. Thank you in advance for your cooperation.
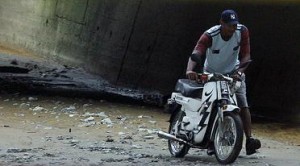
[171,92,202,112]
[168,102,181,123]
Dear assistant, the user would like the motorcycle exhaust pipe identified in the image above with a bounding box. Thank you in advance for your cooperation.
[157,131,188,145]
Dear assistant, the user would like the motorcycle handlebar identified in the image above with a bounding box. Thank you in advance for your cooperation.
[220,74,234,83]
[197,73,234,83]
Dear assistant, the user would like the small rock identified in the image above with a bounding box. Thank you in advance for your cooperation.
[61,106,76,112]
[101,118,112,125]
[83,117,95,122]
[118,132,125,136]
[78,157,90,162]
[32,106,46,112]
[106,138,114,142]
[69,114,76,117]
[28,97,38,101]
[144,135,155,139]
[123,135,133,139]
[147,129,158,134]
[10,59,18,65]
[138,128,148,132]
[7,148,32,153]
[135,154,143,158]
[138,115,152,119]
[138,124,147,129]
[98,112,108,118]
[131,145,142,149]
[78,121,96,127]
[70,139,80,144]
[44,127,53,130]
[19,103,30,109]
[148,121,156,124]
[55,101,62,105]
[45,136,52,141]
[43,153,56,157]
[83,104,91,109]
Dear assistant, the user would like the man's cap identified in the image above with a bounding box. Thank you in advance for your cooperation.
[221,9,239,25]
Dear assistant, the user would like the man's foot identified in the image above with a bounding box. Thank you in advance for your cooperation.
[207,144,215,156]
[246,137,261,155]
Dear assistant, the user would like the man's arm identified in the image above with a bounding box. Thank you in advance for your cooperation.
[186,33,210,80]
[238,25,251,73]
[186,57,197,72]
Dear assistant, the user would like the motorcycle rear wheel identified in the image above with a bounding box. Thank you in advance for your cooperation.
[168,110,190,158]
[214,112,243,164]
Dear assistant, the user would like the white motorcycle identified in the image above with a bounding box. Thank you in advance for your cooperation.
[158,62,251,164]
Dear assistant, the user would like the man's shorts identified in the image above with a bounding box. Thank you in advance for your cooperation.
[235,74,249,108]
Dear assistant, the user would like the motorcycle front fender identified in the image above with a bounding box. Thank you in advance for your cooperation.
[209,104,240,141]
[221,104,240,113]
[218,104,240,122]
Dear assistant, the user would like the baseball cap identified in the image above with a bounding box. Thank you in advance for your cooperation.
[221,9,239,25]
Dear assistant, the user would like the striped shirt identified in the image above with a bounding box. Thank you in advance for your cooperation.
[192,24,250,74]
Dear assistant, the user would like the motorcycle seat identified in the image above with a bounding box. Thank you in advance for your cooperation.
[175,79,204,98]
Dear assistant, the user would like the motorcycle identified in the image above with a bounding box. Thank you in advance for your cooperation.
[158,62,251,164]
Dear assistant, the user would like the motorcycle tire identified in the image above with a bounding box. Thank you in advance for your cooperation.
[168,109,190,158]
[214,112,243,164]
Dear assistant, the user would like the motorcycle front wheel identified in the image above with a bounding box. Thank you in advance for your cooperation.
[168,110,190,158]
[214,112,243,164]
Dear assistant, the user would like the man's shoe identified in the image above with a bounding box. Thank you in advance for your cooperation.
[207,144,215,156]
[246,138,261,155]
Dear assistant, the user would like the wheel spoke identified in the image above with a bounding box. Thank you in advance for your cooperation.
[215,115,237,160]
[168,111,190,157]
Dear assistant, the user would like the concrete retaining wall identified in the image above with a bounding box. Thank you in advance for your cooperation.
[0,0,299,121]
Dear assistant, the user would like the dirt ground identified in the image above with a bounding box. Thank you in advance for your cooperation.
[0,45,300,166]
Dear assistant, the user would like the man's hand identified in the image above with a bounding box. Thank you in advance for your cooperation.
[186,71,198,80]
[231,71,243,81]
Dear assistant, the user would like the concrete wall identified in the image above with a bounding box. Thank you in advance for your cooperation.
[0,0,299,121]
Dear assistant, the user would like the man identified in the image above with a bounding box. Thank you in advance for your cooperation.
[186,9,261,155]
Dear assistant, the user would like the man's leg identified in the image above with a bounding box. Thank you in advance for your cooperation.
[236,75,261,155]
[240,107,261,155]
[240,107,252,138]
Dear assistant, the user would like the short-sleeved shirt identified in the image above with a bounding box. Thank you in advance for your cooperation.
[192,24,250,74]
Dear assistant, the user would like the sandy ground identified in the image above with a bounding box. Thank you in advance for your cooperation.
[0,45,299,165]
[0,94,299,166]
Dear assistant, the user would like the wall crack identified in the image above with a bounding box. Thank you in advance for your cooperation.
[116,0,143,84]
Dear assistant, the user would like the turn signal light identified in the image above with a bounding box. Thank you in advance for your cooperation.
[222,105,228,110]
[200,74,208,82]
